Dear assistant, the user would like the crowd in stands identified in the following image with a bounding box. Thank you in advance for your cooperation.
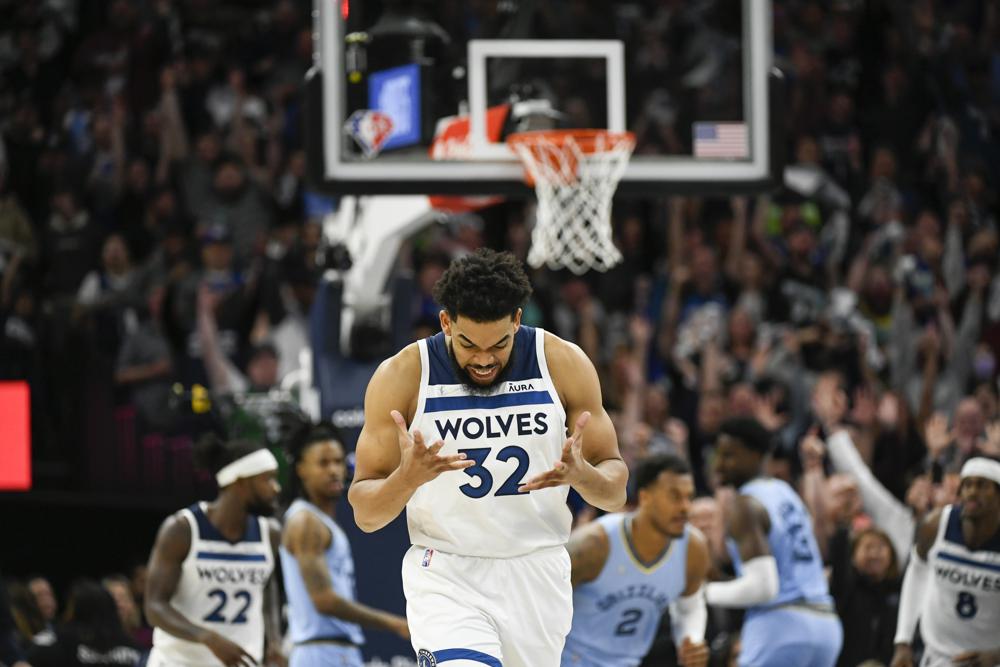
[2,0,1000,666]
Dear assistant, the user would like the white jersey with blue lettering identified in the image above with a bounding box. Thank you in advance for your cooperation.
[406,326,571,558]
[148,503,274,667]
[920,504,1000,657]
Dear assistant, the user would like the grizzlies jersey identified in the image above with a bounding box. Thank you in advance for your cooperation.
[407,326,571,558]
[150,503,273,666]
[920,504,1000,656]
[280,499,365,646]
[562,514,690,667]
[728,478,832,615]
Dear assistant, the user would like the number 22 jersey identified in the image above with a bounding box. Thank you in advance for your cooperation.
[149,502,274,666]
[406,326,571,558]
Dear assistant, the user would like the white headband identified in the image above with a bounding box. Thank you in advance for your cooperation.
[216,449,279,487]
[960,457,1000,487]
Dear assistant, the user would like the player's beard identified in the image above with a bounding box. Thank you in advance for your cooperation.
[247,497,277,517]
[447,340,514,396]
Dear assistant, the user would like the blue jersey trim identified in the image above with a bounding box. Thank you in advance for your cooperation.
[426,332,456,386]
[425,326,541,387]
[937,551,1000,573]
[196,551,268,562]
[944,504,1000,551]
[620,514,674,572]
[433,648,503,666]
[424,390,553,413]
[189,503,262,544]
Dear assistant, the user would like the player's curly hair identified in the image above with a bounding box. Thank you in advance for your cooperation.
[284,420,346,504]
[432,249,532,322]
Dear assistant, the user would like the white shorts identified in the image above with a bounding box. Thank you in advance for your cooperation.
[402,544,573,667]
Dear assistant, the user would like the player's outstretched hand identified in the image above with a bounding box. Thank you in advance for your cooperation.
[203,631,258,666]
[519,412,591,493]
[678,637,709,667]
[890,644,914,667]
[952,649,1000,667]
[392,410,473,487]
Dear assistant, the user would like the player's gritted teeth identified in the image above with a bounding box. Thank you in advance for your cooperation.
[468,364,499,382]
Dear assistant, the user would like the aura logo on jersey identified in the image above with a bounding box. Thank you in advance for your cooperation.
[434,412,548,440]
[417,649,437,666]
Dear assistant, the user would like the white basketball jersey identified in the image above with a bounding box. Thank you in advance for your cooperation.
[150,502,274,666]
[406,326,572,558]
[920,504,1000,656]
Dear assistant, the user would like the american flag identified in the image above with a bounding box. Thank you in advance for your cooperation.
[693,122,748,158]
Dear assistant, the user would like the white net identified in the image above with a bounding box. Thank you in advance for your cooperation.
[508,130,635,275]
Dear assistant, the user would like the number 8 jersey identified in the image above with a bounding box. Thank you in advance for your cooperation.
[150,502,274,666]
[407,326,572,558]
[921,504,1000,658]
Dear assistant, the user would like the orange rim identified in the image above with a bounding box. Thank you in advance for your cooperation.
[506,129,635,154]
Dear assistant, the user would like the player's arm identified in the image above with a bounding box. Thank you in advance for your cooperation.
[672,529,710,667]
[890,509,942,667]
[348,347,471,533]
[704,495,779,608]
[283,511,409,638]
[520,335,628,511]
[265,520,287,666]
[565,520,610,587]
[145,514,255,666]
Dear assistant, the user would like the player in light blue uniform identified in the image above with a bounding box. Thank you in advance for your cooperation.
[563,454,710,667]
[710,417,843,667]
[280,422,409,667]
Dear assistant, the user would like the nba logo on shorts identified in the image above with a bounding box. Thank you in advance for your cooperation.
[417,649,437,666]
[421,548,434,567]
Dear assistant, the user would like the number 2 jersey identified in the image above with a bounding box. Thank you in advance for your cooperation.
[150,502,274,666]
[727,478,833,616]
[920,503,1000,656]
[562,513,691,667]
[406,326,571,558]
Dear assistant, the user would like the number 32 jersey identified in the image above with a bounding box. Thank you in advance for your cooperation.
[150,503,274,666]
[407,326,571,558]
[921,504,1000,657]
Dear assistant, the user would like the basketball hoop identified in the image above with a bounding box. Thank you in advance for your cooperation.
[507,129,635,275]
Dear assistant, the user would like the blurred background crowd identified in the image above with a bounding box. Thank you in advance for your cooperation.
[2,0,1000,665]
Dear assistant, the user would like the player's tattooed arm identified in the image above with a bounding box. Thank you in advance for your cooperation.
[566,521,610,587]
[265,520,286,666]
[285,511,410,638]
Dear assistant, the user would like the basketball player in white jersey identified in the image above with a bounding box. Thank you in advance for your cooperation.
[280,421,409,667]
[145,436,284,667]
[562,454,710,667]
[891,456,1000,667]
[349,249,628,667]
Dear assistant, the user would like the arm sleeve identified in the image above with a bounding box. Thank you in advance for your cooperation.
[705,555,779,608]
[826,429,915,568]
[670,587,708,645]
[894,547,930,645]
